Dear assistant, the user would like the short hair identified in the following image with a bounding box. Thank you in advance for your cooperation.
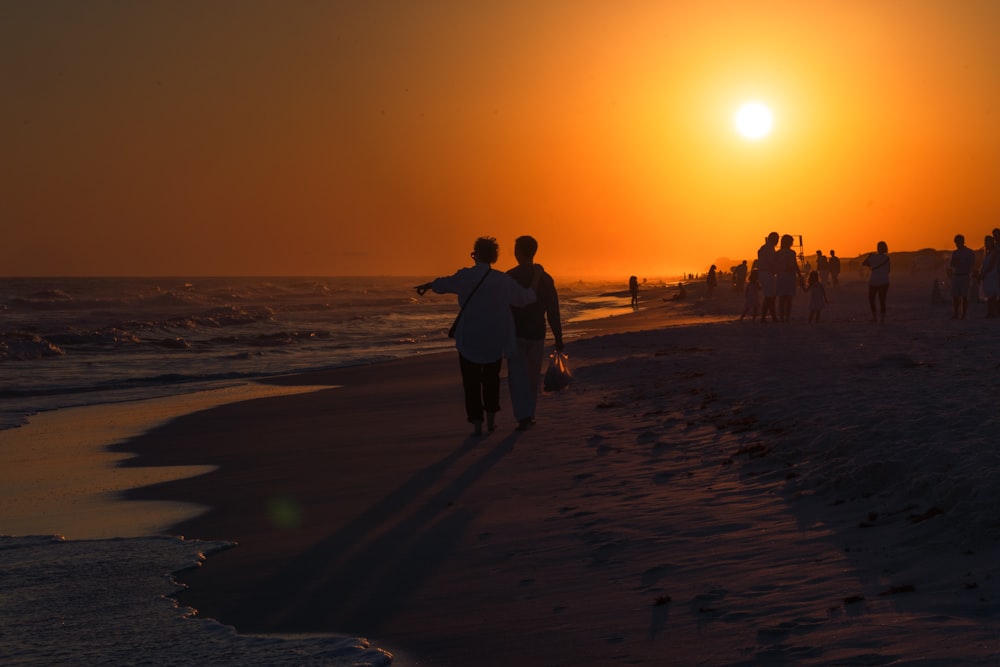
[877,240,888,253]
[514,235,538,258]
[473,236,499,264]
[954,234,965,245]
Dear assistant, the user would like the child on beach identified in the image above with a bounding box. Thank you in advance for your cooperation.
[741,269,761,322]
[806,270,829,323]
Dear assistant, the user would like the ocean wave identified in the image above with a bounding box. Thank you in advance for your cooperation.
[0,535,393,666]
[47,327,143,346]
[0,333,65,361]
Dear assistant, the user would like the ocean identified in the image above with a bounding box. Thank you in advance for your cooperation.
[0,275,635,665]
[0,275,635,431]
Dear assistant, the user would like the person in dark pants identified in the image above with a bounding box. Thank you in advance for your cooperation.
[416,236,539,435]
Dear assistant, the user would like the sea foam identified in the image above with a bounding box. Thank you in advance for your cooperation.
[0,535,393,666]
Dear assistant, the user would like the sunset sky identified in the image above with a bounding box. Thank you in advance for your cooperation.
[4,1,1000,278]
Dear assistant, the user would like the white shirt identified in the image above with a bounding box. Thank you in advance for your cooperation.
[432,263,536,363]
[864,252,890,286]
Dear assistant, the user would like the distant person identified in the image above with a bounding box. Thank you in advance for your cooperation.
[815,250,829,287]
[949,234,976,320]
[757,232,780,322]
[931,279,946,305]
[733,260,748,291]
[829,249,841,288]
[506,236,564,430]
[862,240,890,323]
[806,270,829,323]
[706,265,718,297]
[415,236,539,435]
[670,282,687,300]
[629,275,639,307]
[775,234,804,323]
[741,268,761,322]
[980,235,998,318]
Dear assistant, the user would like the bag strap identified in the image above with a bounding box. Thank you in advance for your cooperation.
[453,267,490,325]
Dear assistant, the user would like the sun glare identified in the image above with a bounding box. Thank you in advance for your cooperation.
[735,101,773,140]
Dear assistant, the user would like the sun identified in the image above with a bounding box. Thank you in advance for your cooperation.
[734,101,773,140]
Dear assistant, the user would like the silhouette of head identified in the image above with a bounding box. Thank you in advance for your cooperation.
[514,235,538,264]
[780,234,794,249]
[830,249,836,256]
[877,241,888,254]
[808,270,819,285]
[954,234,965,248]
[767,232,780,245]
[473,236,499,264]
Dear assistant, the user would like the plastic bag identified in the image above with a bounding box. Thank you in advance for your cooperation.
[543,350,573,392]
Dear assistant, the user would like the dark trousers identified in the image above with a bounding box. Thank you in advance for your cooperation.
[868,284,888,315]
[459,354,502,423]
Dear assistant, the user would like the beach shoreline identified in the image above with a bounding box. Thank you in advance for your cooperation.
[6,270,1000,664]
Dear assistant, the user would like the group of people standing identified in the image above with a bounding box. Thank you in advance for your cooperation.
[744,232,835,324]
[739,228,1000,325]
[950,228,1000,320]
[416,236,564,435]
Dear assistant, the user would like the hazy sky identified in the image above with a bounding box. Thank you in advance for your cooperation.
[4,1,1000,278]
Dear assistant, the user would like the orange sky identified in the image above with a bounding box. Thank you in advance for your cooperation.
[4,1,1000,278]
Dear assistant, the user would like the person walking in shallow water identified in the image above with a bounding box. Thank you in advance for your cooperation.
[862,240,890,323]
[506,236,564,431]
[629,275,639,308]
[415,236,540,435]
[949,234,976,320]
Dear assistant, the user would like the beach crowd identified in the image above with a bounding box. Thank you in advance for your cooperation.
[712,227,1000,324]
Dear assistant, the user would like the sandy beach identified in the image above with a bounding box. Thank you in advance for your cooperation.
[5,267,1000,665]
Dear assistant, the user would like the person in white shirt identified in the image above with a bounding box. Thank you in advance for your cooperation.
[416,236,539,435]
[862,240,890,323]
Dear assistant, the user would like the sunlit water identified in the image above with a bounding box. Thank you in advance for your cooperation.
[0,275,638,665]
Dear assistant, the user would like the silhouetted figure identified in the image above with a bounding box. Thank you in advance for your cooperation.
[757,232,780,322]
[733,260,748,292]
[415,236,539,435]
[931,279,946,304]
[862,240,890,323]
[507,236,564,430]
[981,235,998,318]
[829,249,841,288]
[706,265,718,297]
[950,234,976,320]
[741,268,761,321]
[815,250,829,287]
[629,275,639,308]
[670,282,687,300]
[806,270,829,323]
[775,234,803,323]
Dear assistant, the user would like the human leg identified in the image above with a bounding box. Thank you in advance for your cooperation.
[459,354,485,431]
[868,285,878,321]
[877,284,888,322]
[481,358,502,430]
[507,339,532,423]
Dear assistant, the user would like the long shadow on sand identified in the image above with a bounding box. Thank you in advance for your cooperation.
[240,430,523,635]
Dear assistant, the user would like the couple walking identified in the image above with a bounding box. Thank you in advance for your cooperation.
[756,232,804,323]
[416,236,564,435]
